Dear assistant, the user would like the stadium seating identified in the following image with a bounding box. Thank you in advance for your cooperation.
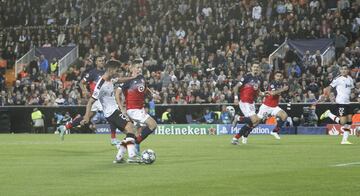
[0,0,359,106]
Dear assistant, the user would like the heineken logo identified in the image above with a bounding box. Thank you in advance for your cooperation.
[155,125,214,135]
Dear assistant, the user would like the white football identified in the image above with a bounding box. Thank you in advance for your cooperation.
[142,149,156,164]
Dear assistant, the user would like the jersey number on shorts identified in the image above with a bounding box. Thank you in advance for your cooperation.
[119,113,128,121]
[339,107,344,116]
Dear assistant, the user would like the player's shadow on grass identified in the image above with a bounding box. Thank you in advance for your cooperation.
[48,148,113,156]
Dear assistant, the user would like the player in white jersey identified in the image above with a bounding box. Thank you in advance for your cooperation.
[83,60,141,163]
[320,65,355,144]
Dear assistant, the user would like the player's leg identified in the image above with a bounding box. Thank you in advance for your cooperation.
[123,121,142,163]
[66,113,92,129]
[320,109,340,123]
[136,117,157,144]
[99,110,120,145]
[271,108,287,140]
[113,126,129,163]
[127,108,157,144]
[232,102,249,144]
[59,125,66,141]
[322,105,352,144]
[132,122,144,154]
[109,123,121,145]
[232,114,245,128]
[90,100,120,144]
[232,102,259,144]
[107,109,122,145]
[340,112,353,144]
[109,111,141,163]
[241,114,261,143]
[340,115,352,144]
[113,140,127,164]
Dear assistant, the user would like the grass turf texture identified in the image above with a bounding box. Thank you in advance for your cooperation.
[0,134,359,196]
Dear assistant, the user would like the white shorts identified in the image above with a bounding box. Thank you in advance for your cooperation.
[91,99,103,112]
[239,101,256,117]
[257,104,283,119]
[127,108,150,126]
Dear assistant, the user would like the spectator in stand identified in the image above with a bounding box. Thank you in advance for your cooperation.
[50,58,58,74]
[219,105,232,124]
[31,107,45,133]
[288,61,302,78]
[39,55,49,73]
[252,2,262,20]
[161,108,174,124]
[334,30,349,58]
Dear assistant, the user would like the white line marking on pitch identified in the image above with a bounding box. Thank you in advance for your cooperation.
[333,162,360,167]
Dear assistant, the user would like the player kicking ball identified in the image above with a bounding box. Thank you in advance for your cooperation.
[117,60,159,153]
[257,71,289,140]
[83,60,142,163]
[320,65,355,144]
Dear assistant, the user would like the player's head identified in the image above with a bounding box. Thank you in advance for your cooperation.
[130,62,143,76]
[95,54,106,70]
[105,60,121,78]
[340,65,349,76]
[251,63,261,76]
[274,71,284,81]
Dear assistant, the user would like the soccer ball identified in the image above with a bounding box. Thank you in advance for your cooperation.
[141,149,156,164]
[226,106,235,117]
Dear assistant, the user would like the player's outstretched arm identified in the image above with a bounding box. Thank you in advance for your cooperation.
[233,82,242,104]
[117,76,137,83]
[115,88,126,114]
[267,85,289,96]
[146,87,161,100]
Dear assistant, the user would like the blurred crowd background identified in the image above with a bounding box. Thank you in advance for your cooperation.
[0,0,359,107]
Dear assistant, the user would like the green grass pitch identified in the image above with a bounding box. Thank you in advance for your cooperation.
[0,134,359,196]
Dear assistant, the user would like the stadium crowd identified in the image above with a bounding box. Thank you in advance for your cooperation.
[0,0,359,106]
[0,0,109,28]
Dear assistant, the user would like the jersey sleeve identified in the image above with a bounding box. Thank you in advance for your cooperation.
[330,77,339,88]
[238,75,247,86]
[92,78,105,100]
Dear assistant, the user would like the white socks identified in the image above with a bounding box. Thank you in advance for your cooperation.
[328,112,340,123]
[342,130,350,142]
[116,137,137,160]
[116,143,127,160]
[342,125,350,142]
[124,137,137,158]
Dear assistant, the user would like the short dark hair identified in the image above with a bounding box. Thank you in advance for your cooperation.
[275,71,283,75]
[105,60,121,70]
